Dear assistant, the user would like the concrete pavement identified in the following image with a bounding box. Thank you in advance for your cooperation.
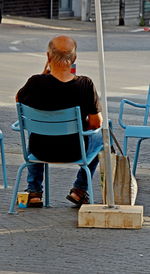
[2,15,97,32]
[2,15,139,33]
[0,16,150,274]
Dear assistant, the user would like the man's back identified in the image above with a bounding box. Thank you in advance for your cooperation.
[17,74,101,162]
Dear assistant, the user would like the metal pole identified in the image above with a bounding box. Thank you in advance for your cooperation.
[94,0,114,207]
[51,0,53,19]
[140,0,144,17]
[81,0,88,21]
[119,0,125,26]
[49,0,53,19]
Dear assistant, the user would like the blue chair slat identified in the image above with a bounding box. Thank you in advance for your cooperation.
[23,118,79,136]
[19,103,77,122]
[118,85,150,175]
[125,126,150,138]
[0,130,8,188]
[9,102,110,213]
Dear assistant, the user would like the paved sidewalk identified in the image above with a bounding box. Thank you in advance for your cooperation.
[2,15,138,33]
[2,15,97,32]
[0,16,150,274]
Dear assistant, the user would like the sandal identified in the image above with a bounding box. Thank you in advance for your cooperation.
[66,188,89,206]
[28,192,43,208]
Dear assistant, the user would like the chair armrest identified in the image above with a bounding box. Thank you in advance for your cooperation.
[82,127,101,136]
[118,99,146,129]
[11,120,20,131]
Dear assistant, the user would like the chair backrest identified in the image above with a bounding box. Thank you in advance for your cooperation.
[16,103,87,162]
[144,85,150,125]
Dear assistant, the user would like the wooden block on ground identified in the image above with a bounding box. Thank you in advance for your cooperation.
[78,204,143,229]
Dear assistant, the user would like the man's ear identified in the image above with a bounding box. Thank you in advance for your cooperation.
[71,54,76,64]
[47,52,51,63]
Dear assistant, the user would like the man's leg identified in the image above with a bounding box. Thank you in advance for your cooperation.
[66,130,103,204]
[73,129,103,191]
[26,163,44,207]
[27,163,44,192]
[73,155,99,191]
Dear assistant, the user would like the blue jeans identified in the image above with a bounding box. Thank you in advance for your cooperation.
[27,130,103,192]
[27,163,44,192]
[73,129,103,191]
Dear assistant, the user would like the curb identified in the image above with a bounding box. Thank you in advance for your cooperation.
[2,15,96,32]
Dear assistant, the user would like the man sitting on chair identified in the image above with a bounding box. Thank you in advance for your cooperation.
[16,35,103,207]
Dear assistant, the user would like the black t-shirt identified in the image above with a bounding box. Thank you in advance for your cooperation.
[17,74,101,162]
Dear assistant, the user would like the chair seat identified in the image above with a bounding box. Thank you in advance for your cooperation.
[28,144,103,166]
[125,125,150,138]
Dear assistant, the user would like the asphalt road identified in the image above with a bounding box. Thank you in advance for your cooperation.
[0,18,150,274]
[1,18,150,168]
[1,21,150,52]
[1,20,150,96]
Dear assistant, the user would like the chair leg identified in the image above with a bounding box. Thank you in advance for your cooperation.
[123,136,128,156]
[0,138,8,188]
[132,138,143,176]
[82,165,94,204]
[44,163,50,207]
[8,163,27,214]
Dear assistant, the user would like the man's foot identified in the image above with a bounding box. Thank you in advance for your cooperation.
[66,188,89,206]
[28,192,43,208]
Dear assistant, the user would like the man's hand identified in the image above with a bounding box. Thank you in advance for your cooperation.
[87,112,103,130]
[42,60,50,74]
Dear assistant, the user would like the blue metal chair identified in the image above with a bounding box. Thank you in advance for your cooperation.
[9,103,104,213]
[118,85,150,176]
[0,129,8,188]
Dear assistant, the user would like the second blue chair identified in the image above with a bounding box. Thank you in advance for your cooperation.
[119,85,150,175]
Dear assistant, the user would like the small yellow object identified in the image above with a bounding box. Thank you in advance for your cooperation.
[17,192,29,208]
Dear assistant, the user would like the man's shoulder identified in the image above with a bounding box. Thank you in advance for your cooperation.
[76,75,93,84]
[76,75,91,80]
[28,74,47,81]
[77,75,93,86]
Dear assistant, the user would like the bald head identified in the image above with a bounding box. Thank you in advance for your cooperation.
[47,35,77,66]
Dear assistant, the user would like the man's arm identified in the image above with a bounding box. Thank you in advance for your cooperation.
[87,112,103,130]
[42,60,50,74]
[15,93,19,102]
